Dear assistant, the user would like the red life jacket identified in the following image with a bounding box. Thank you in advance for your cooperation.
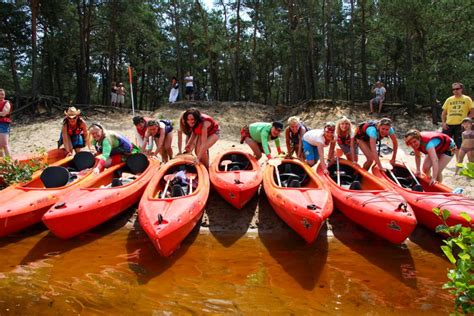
[337,131,352,146]
[419,132,453,155]
[355,120,378,142]
[63,117,85,136]
[0,100,12,123]
[136,117,153,138]
[193,113,219,136]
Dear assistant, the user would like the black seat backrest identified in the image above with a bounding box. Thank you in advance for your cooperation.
[41,166,70,188]
[73,151,95,171]
[349,180,362,190]
[231,154,238,162]
[111,178,123,187]
[126,153,149,174]
[288,179,301,188]
[412,184,423,192]
[230,165,240,171]
[171,184,185,197]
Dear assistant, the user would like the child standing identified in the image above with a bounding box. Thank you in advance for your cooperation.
[456,117,474,173]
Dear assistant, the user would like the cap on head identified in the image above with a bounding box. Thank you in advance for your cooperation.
[272,121,284,130]
[462,117,472,124]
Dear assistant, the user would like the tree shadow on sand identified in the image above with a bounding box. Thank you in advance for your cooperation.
[206,187,258,247]
[18,208,136,266]
[257,192,329,291]
[125,215,201,285]
[329,210,418,289]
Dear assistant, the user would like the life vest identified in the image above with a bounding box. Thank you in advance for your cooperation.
[136,117,153,138]
[62,117,85,136]
[337,132,352,146]
[151,119,173,138]
[419,132,453,155]
[0,100,12,123]
[289,123,310,144]
[355,120,379,142]
[193,114,219,136]
[94,131,132,155]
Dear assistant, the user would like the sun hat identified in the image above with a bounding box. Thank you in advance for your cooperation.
[64,107,81,118]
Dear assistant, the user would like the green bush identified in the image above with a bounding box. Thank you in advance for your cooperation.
[0,156,45,187]
[434,208,474,314]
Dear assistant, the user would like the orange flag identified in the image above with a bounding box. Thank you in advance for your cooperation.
[128,65,133,84]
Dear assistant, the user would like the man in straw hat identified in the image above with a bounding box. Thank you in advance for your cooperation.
[58,106,90,155]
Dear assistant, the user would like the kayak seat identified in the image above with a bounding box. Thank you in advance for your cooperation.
[126,153,149,174]
[171,184,186,197]
[288,178,301,188]
[349,180,362,190]
[73,151,95,171]
[336,174,354,185]
[230,165,240,171]
[396,177,412,188]
[41,166,70,188]
[412,184,424,192]
[111,178,123,187]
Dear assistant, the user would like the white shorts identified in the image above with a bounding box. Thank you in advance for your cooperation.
[117,95,124,104]
[111,93,117,103]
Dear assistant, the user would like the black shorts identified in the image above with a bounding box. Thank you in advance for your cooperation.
[185,86,194,95]
[443,124,462,148]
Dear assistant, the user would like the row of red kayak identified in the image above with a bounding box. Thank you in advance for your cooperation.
[1,149,473,257]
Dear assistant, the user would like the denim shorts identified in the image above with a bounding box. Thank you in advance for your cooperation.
[0,122,10,134]
[302,139,320,162]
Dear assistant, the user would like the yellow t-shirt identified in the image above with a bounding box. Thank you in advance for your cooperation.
[442,95,473,125]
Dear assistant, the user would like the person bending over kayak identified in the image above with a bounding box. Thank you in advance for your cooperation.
[89,123,137,174]
[132,116,154,152]
[240,121,283,160]
[142,119,173,162]
[404,129,455,184]
[335,116,358,163]
[285,116,310,160]
[354,118,398,171]
[177,111,192,155]
[302,122,336,173]
[58,107,90,155]
[183,108,220,168]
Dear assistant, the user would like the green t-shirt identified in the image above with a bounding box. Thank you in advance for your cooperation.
[249,122,281,156]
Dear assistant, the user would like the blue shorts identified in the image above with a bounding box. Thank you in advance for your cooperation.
[0,122,10,134]
[339,143,359,155]
[302,139,319,162]
[58,133,85,149]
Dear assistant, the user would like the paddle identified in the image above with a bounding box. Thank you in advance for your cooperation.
[388,168,402,187]
[187,173,197,194]
[401,158,422,186]
[220,159,232,171]
[268,158,282,187]
[335,148,344,186]
[161,174,176,199]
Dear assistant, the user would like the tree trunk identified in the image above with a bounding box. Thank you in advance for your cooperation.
[75,0,93,105]
[360,0,368,100]
[30,0,40,96]
[349,0,355,104]
[233,0,241,100]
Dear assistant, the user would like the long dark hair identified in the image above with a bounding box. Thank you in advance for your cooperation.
[183,108,203,131]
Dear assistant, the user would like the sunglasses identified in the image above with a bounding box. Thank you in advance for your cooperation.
[452,88,462,91]
[325,127,335,132]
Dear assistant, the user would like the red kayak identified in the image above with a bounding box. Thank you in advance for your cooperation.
[317,159,417,244]
[209,150,262,209]
[0,148,68,188]
[0,152,97,237]
[43,154,160,238]
[138,155,210,256]
[262,158,333,243]
[372,164,474,231]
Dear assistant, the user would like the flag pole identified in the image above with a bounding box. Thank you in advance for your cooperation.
[128,64,135,116]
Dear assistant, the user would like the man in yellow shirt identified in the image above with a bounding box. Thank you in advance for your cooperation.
[442,82,474,157]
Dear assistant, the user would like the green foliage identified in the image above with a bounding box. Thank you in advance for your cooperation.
[0,156,46,187]
[433,208,474,314]
[459,162,474,179]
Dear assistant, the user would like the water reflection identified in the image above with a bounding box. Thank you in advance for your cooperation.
[329,210,417,289]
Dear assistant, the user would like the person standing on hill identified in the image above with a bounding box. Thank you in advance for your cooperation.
[169,76,179,103]
[0,89,12,157]
[111,81,118,107]
[116,82,126,107]
[184,72,194,100]
[442,82,473,158]
[369,81,386,114]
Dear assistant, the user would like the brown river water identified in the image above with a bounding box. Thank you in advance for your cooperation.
[0,203,453,315]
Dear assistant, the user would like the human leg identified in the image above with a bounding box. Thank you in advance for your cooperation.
[369,99,374,114]
[245,138,263,160]
[378,99,384,114]
[436,154,453,182]
[163,132,173,162]
[196,133,219,167]
[357,140,373,170]
[421,156,432,176]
